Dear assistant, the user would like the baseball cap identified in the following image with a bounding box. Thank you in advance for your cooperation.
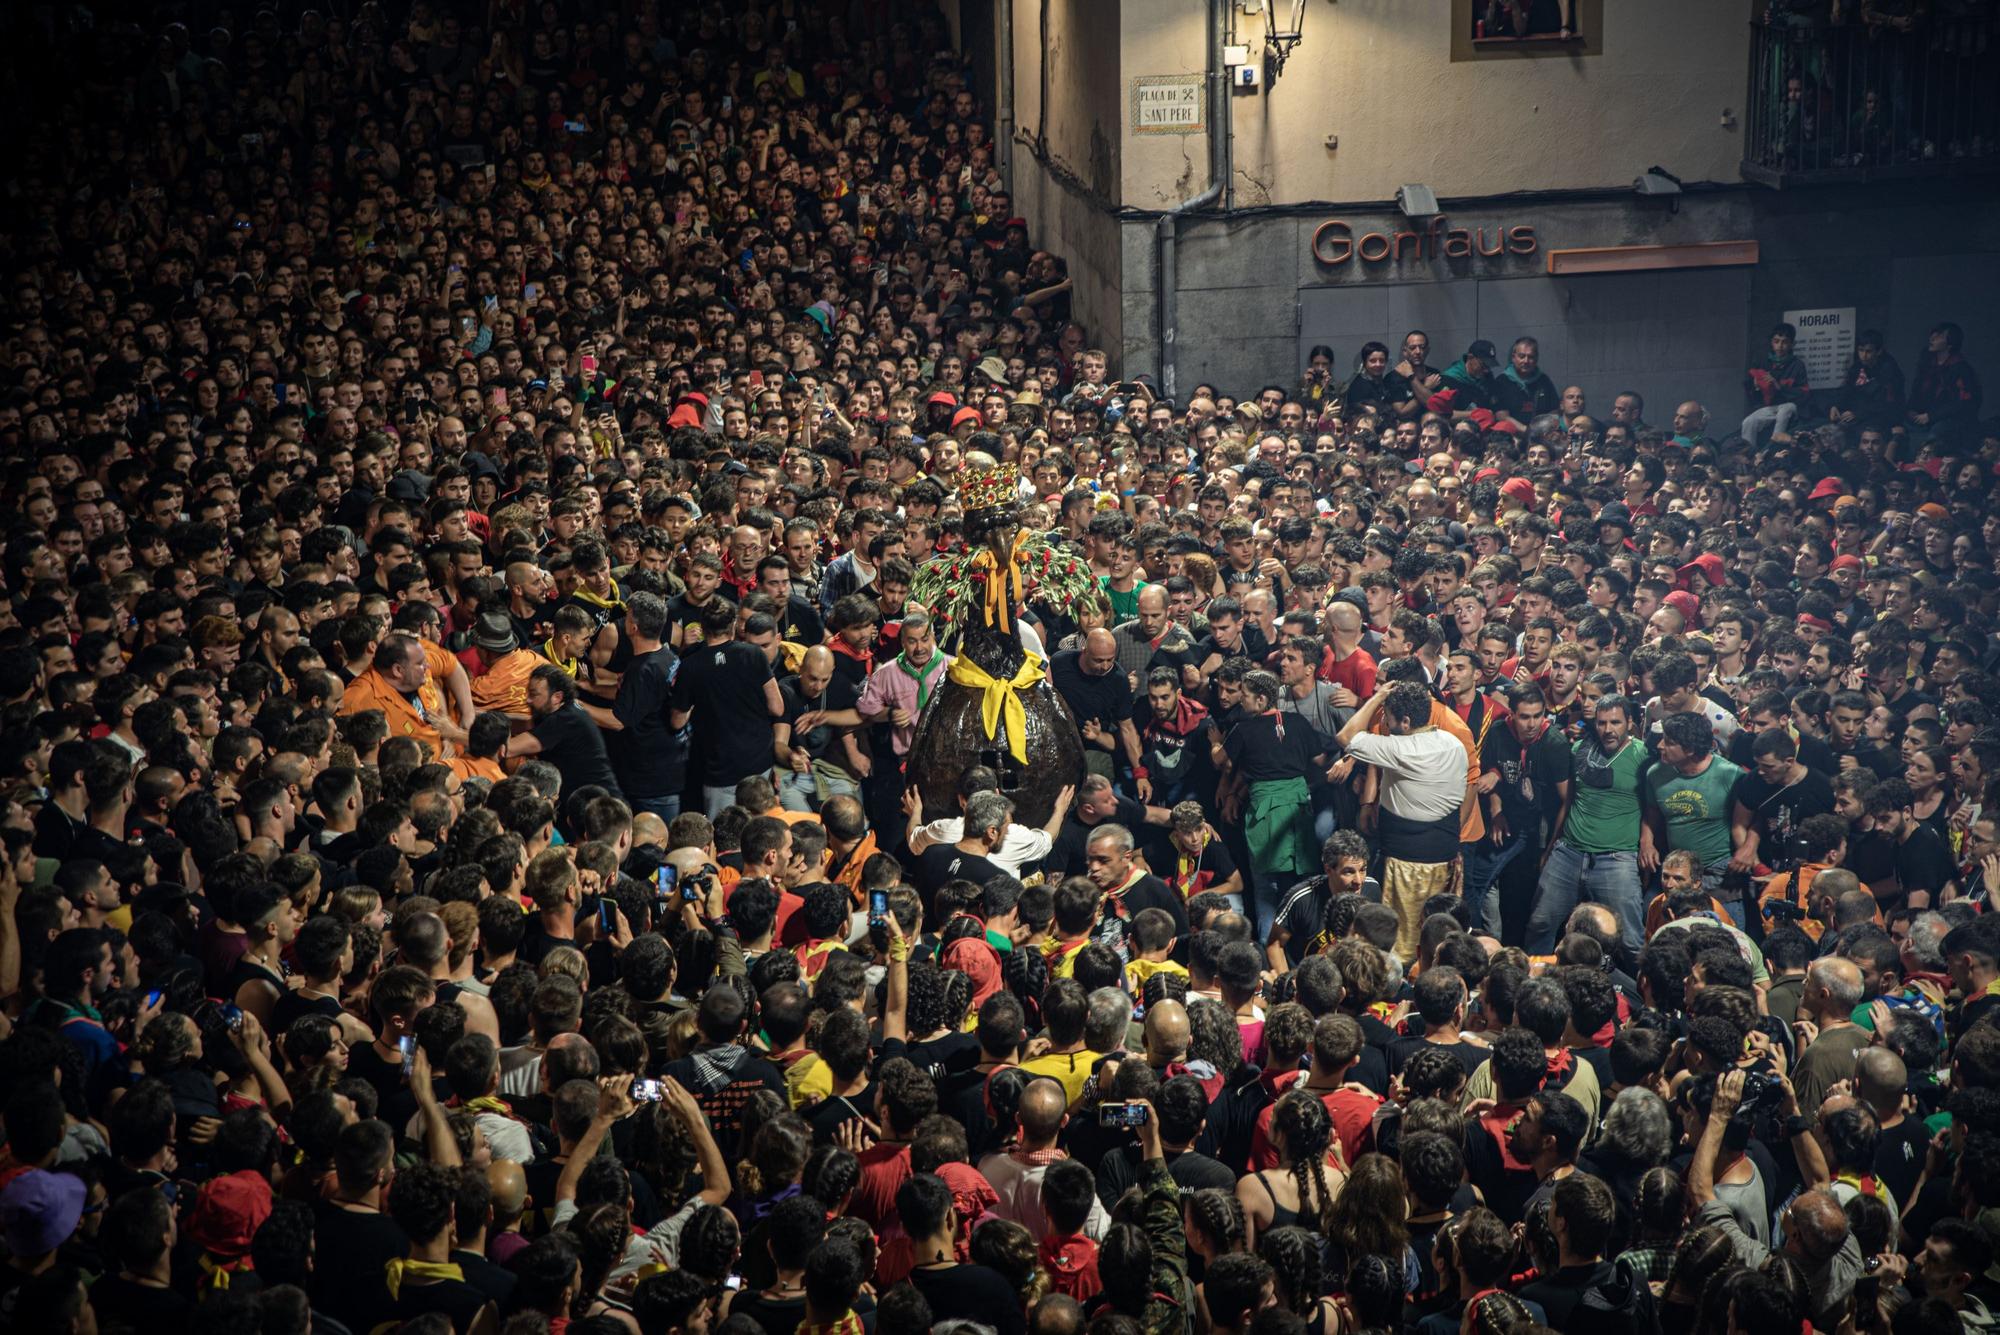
[1808,476,1845,502]
[185,1170,273,1259]
[1466,340,1500,362]
[0,1169,85,1258]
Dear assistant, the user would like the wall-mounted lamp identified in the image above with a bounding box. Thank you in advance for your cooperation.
[1633,167,1683,196]
[1260,0,1307,82]
[1396,184,1440,219]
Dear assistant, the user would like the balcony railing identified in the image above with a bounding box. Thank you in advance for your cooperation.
[1742,13,2000,187]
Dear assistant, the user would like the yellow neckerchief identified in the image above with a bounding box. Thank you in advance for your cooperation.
[571,583,622,612]
[461,1094,511,1116]
[540,639,579,676]
[198,1253,251,1291]
[1174,831,1210,891]
[946,652,1046,763]
[384,1257,465,1300]
[972,530,1031,633]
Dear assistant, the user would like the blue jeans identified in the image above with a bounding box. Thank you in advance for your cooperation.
[1741,402,1797,449]
[1312,792,1339,845]
[1464,830,1530,935]
[1250,869,1293,943]
[1530,841,1645,953]
[629,795,682,822]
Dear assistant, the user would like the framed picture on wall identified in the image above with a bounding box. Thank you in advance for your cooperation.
[1452,0,1599,59]
[1475,1,1579,41]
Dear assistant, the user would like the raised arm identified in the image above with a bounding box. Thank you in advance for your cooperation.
[1335,687,1389,748]
[661,1077,733,1207]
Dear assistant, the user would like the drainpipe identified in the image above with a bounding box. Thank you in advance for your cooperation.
[996,0,1015,187]
[1156,0,1228,402]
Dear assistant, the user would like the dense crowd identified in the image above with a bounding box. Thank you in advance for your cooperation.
[2,7,2000,1335]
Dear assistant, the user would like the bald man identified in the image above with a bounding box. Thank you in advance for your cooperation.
[978,1078,1111,1240]
[1030,1294,1085,1335]
[1110,584,1196,690]
[505,561,553,648]
[1143,999,1191,1068]
[484,1159,531,1266]
[775,643,866,813]
[1794,956,1869,1117]
[1693,1073,1865,1331]
[1854,1046,1926,1205]
[1321,600,1378,705]
[1051,627,1144,783]
[630,811,668,849]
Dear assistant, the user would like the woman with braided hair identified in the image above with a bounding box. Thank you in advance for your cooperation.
[1258,1224,1344,1335]
[1460,1289,1540,1335]
[1001,943,1048,1036]
[1183,1187,1248,1275]
[1235,1088,1345,1247]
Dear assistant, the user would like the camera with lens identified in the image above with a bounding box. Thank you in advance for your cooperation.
[1738,1072,1786,1113]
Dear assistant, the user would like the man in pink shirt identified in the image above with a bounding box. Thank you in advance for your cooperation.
[857,610,951,758]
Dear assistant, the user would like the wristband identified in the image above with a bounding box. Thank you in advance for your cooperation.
[1781,1114,1813,1138]
[1130,765,1149,780]
[889,939,911,964]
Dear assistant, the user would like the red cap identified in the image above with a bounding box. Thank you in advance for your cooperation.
[186,1171,273,1259]
[951,406,984,429]
[1678,552,1727,590]
[1830,554,1865,573]
[927,391,959,407]
[1808,476,1845,502]
[1500,477,1536,505]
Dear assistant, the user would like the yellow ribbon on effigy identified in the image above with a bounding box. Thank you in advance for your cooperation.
[947,651,1045,764]
[971,529,1031,634]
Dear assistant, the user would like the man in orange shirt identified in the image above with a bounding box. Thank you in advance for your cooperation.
[463,611,541,720]
[341,633,453,757]
[1362,656,1485,846]
[444,712,512,784]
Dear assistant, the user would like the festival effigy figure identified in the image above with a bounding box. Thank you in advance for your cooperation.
[904,462,1096,828]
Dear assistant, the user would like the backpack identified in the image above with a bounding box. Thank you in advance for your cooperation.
[1571,1255,1659,1335]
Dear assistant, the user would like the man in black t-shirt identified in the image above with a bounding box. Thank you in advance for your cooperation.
[910,790,1014,900]
[774,645,863,813]
[1730,730,1837,870]
[1084,821,1188,955]
[1051,629,1143,786]
[755,552,825,645]
[310,1120,411,1332]
[1047,775,1171,878]
[1869,777,1958,909]
[671,602,784,817]
[610,591,687,820]
[665,552,732,650]
[1825,691,1903,779]
[506,663,622,800]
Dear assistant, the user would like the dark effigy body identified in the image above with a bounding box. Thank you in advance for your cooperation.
[903,465,1095,829]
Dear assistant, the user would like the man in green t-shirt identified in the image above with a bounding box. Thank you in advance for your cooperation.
[1529,695,1650,953]
[1644,712,1749,922]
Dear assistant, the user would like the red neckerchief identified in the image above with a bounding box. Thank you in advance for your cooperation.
[1145,693,1208,739]
[1546,1048,1574,1084]
[829,637,875,675]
